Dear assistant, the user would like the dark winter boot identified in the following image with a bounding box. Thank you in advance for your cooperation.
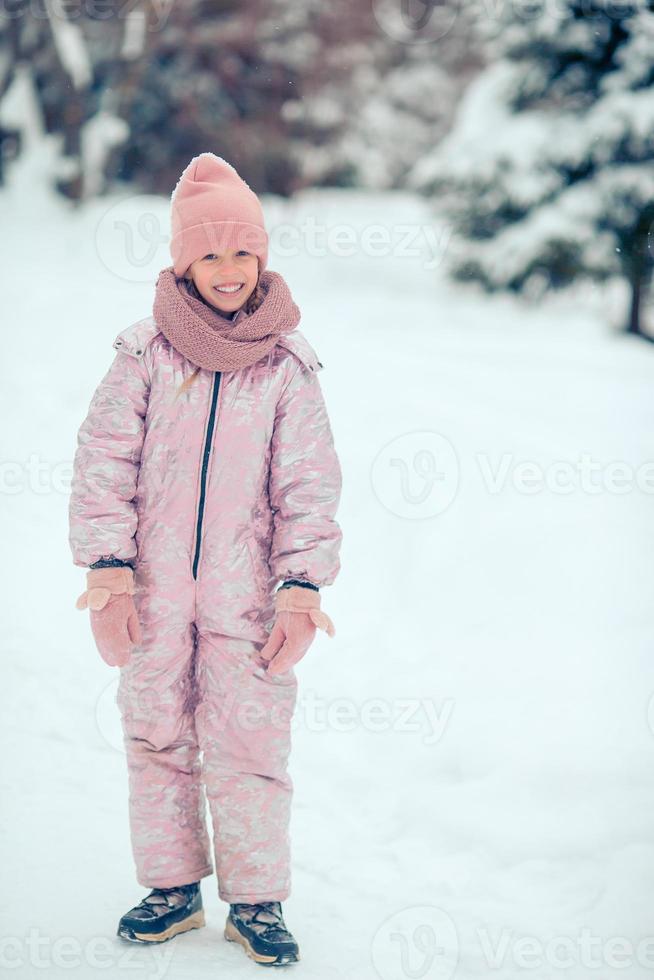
[117,882,204,943]
[224,901,300,966]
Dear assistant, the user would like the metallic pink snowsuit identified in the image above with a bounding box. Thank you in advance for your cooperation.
[69,315,342,902]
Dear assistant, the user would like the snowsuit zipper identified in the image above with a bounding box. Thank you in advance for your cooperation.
[192,371,221,580]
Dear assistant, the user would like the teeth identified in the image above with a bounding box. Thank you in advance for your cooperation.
[215,283,243,293]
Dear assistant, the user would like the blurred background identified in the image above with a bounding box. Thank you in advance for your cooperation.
[2,2,654,979]
[3,0,654,337]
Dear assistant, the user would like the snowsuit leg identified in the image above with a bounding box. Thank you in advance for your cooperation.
[115,572,297,900]
[193,629,298,903]
[115,581,214,889]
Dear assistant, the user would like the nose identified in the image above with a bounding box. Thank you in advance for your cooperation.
[218,261,239,278]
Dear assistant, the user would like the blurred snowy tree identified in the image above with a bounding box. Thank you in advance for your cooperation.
[1,0,481,200]
[0,0,143,200]
[277,0,481,189]
[109,0,364,193]
[107,0,480,195]
[108,0,302,196]
[0,2,22,183]
[409,1,654,338]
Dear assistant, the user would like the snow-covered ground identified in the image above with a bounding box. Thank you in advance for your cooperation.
[2,129,654,980]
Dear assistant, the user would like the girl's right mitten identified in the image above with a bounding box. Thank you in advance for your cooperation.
[75,566,142,667]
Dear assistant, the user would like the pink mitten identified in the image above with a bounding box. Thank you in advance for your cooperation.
[259,586,335,676]
[75,566,142,667]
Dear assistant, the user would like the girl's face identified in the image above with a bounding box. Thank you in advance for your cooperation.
[185,249,259,313]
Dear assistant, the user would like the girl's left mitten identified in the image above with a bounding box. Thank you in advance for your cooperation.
[75,567,142,667]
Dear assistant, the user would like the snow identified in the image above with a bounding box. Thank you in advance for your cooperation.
[0,67,128,200]
[120,7,148,61]
[80,112,130,199]
[0,65,44,146]
[43,0,93,91]
[2,135,654,979]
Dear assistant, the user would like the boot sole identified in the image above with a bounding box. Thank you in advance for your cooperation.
[224,918,299,966]
[118,909,206,944]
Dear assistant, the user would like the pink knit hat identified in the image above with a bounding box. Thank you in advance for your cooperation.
[169,153,269,277]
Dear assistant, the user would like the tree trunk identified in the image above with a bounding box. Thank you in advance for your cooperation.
[626,269,642,335]
[625,205,654,341]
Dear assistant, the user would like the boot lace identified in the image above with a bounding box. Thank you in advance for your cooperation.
[131,884,196,921]
[231,901,290,940]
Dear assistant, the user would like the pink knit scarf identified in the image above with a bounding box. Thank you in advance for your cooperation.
[152,265,301,371]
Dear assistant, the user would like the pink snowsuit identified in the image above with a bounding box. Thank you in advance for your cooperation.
[69,314,343,903]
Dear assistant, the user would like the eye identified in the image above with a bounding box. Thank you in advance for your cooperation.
[202,251,250,260]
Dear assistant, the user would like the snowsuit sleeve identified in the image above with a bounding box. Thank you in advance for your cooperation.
[68,349,150,568]
[268,360,343,589]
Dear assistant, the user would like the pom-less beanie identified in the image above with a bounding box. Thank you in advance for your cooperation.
[169,152,269,277]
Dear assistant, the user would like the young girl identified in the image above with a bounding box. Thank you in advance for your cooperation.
[69,152,343,967]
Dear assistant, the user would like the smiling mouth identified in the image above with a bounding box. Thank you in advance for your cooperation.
[214,282,245,294]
